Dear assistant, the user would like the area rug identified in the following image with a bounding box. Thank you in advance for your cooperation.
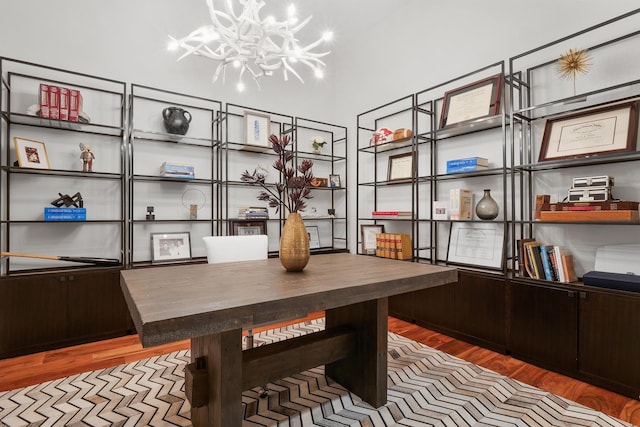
[0,319,631,427]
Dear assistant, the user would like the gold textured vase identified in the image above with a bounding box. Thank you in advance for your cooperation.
[279,212,310,272]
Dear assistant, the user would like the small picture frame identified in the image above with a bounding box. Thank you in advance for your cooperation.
[243,110,271,148]
[539,101,639,162]
[13,137,50,169]
[439,73,502,128]
[307,225,320,249]
[229,219,267,236]
[150,232,192,263]
[329,174,341,188]
[361,224,385,255]
[387,152,415,182]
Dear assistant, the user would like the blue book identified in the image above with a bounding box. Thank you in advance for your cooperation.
[44,207,86,221]
[446,157,488,168]
[539,245,554,281]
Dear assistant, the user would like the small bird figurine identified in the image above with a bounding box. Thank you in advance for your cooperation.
[311,137,327,153]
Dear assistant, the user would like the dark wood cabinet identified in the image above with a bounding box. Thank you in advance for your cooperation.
[390,270,505,351]
[0,275,68,356]
[509,280,578,374]
[578,288,640,397]
[0,268,132,359]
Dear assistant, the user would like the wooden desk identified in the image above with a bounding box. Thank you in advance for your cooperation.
[120,253,456,427]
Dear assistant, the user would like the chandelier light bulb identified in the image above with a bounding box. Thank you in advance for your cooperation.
[322,31,334,42]
[168,0,331,89]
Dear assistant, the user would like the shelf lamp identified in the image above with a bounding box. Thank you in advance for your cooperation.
[167,0,333,91]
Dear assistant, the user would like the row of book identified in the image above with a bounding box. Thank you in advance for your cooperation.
[518,239,577,283]
[39,83,84,121]
[238,206,269,219]
[371,210,412,219]
[375,233,412,260]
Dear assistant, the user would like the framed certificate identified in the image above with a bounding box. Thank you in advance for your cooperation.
[387,152,415,182]
[150,232,192,263]
[539,101,638,162]
[307,226,320,249]
[446,222,504,270]
[360,224,384,255]
[439,74,502,128]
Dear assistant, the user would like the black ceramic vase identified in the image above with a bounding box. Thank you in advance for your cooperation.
[475,189,499,220]
[162,106,192,135]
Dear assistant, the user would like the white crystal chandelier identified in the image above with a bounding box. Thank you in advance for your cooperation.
[168,0,333,91]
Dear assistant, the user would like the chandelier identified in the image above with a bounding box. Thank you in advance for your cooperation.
[168,0,333,91]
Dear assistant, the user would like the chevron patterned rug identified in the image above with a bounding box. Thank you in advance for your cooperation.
[0,318,631,427]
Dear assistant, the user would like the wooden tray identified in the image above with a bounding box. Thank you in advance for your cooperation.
[539,210,639,222]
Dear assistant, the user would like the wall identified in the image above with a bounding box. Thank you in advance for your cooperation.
[1,1,638,254]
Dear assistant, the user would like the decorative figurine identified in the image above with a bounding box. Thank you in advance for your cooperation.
[51,192,83,207]
[311,136,327,154]
[146,206,155,221]
[79,143,95,172]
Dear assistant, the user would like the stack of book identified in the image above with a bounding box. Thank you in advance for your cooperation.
[371,210,412,219]
[44,207,86,221]
[446,157,488,174]
[39,83,83,121]
[517,239,577,283]
[160,162,195,179]
[449,189,473,220]
[375,233,412,260]
[237,207,269,219]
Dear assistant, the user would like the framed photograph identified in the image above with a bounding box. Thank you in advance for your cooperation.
[243,110,271,148]
[150,232,192,263]
[439,73,502,128]
[539,101,639,162]
[229,219,267,236]
[307,226,320,249]
[13,137,50,169]
[387,152,415,182]
[329,174,341,188]
[360,224,385,255]
[446,222,504,269]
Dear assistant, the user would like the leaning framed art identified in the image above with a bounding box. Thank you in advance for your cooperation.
[439,73,502,128]
[14,137,50,169]
[150,232,192,263]
[446,222,504,269]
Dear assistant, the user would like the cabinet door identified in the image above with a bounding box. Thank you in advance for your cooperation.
[389,291,415,322]
[578,289,640,395]
[0,275,68,358]
[510,281,577,373]
[67,269,130,341]
[413,282,456,332]
[455,271,506,350]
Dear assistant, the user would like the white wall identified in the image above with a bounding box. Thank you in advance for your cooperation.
[1,1,638,254]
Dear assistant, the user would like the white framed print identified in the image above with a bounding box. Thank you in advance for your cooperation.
[446,222,504,269]
[150,232,192,263]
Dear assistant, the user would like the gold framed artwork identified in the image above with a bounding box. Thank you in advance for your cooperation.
[13,137,50,169]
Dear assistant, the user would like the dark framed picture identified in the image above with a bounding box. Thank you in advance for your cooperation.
[229,219,267,236]
[329,174,341,187]
[439,73,502,128]
[539,101,639,162]
[243,110,271,148]
[150,232,192,263]
[13,137,50,169]
[360,224,385,255]
[307,226,320,249]
[387,152,415,182]
[446,222,504,270]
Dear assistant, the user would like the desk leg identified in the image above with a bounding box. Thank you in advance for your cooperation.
[325,297,388,408]
[190,328,243,427]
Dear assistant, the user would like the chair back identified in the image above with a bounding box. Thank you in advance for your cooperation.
[202,235,268,264]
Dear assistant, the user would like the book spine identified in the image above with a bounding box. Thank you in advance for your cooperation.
[39,83,50,118]
[59,87,69,121]
[49,85,60,119]
[375,233,383,257]
[561,254,578,282]
[553,246,566,283]
[539,245,553,281]
[446,165,488,173]
[446,157,488,168]
[69,89,80,122]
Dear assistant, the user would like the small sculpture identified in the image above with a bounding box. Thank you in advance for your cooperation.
[51,192,83,208]
[146,206,155,221]
[162,106,192,135]
[311,136,327,154]
[79,143,95,172]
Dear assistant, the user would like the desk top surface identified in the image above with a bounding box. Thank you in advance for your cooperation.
[120,253,457,347]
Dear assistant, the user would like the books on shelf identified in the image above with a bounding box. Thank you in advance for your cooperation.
[44,207,86,221]
[238,206,269,219]
[371,210,412,219]
[160,162,195,179]
[516,239,577,283]
[375,233,412,260]
[449,189,473,220]
[446,157,489,174]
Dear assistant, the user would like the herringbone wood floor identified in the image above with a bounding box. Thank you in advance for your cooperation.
[1,312,639,425]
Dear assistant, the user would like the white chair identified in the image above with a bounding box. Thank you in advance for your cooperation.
[202,234,269,348]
